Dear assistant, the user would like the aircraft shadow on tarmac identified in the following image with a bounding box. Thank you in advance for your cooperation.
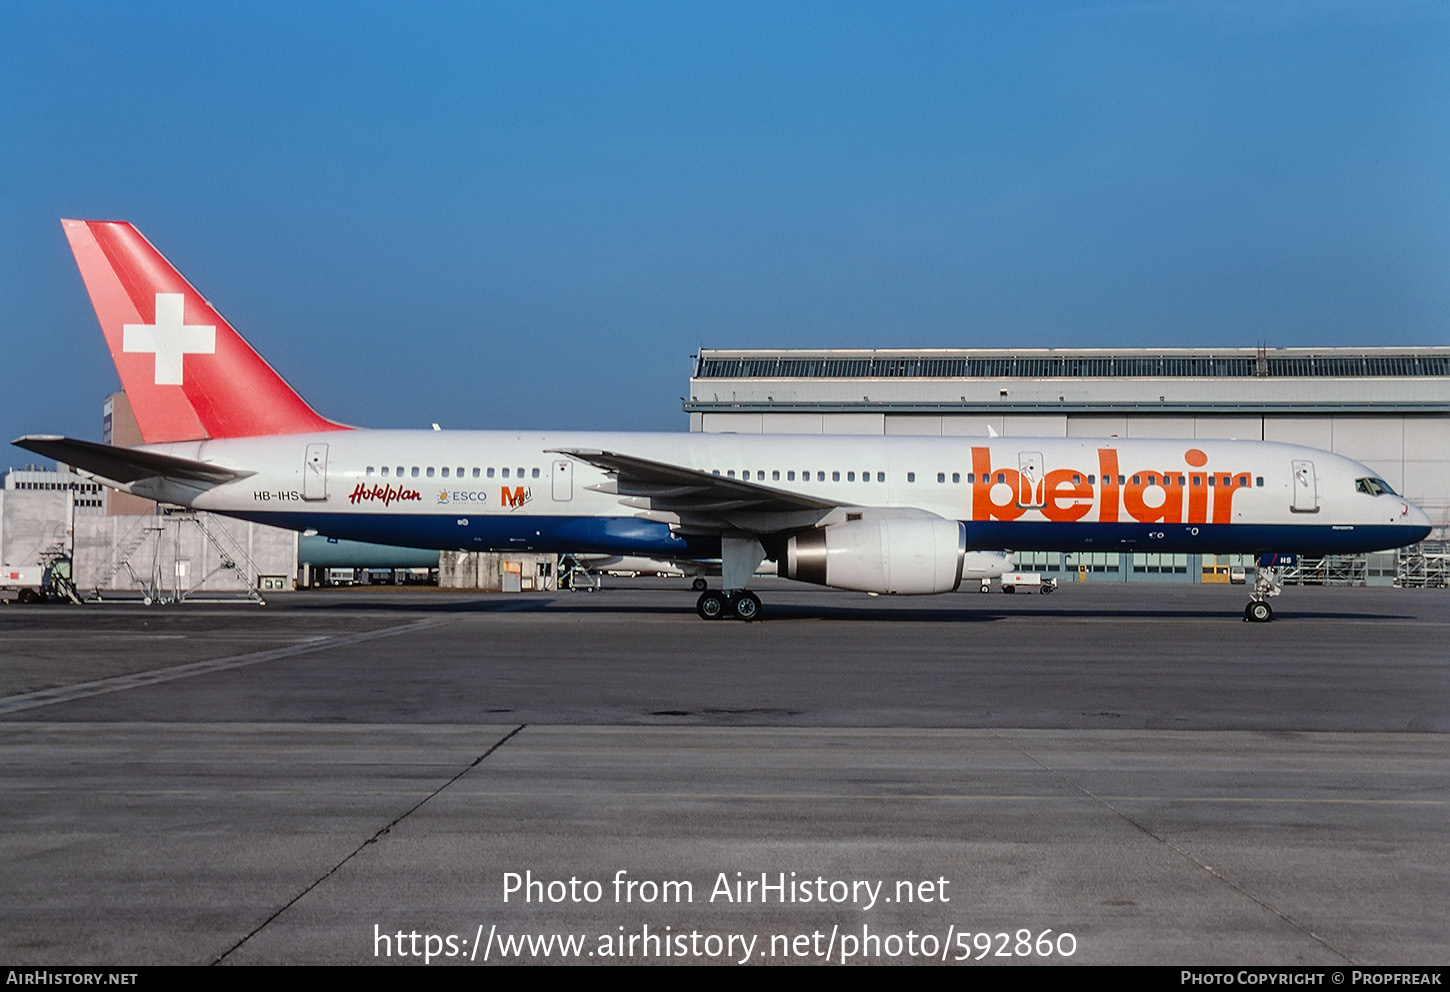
[287,593,1410,623]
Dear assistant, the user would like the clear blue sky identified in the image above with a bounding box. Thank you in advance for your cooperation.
[3,1,1447,450]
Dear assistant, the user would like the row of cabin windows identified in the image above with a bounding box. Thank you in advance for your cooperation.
[715,469,890,483]
[711,469,1265,488]
[361,464,1267,489]
[364,465,542,480]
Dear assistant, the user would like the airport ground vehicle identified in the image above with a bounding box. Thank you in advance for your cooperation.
[999,573,1056,595]
[0,556,77,604]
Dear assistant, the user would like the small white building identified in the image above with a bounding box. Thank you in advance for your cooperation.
[2,466,297,600]
[4,466,106,514]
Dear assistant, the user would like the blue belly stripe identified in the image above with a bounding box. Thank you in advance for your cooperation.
[229,511,1429,557]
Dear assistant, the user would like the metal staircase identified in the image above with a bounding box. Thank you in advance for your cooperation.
[89,519,164,601]
[178,511,267,604]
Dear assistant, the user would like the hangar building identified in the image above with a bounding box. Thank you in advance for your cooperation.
[686,346,1450,585]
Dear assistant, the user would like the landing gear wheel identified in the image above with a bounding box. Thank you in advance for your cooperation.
[733,591,761,622]
[692,578,708,591]
[1245,601,1273,623]
[696,590,727,620]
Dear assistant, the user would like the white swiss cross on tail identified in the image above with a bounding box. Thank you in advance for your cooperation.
[122,293,216,386]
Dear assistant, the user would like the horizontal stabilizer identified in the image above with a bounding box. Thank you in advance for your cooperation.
[12,435,252,487]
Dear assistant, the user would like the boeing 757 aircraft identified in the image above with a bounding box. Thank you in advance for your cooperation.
[14,220,1433,621]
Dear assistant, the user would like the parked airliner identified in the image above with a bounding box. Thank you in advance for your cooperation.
[14,220,1433,621]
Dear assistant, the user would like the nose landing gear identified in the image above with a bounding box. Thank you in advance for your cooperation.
[1244,563,1284,623]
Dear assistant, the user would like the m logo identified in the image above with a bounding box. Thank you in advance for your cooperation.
[501,486,532,508]
[123,293,216,385]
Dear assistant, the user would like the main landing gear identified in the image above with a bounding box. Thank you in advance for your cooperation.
[1244,565,1283,623]
[697,534,767,621]
[696,588,761,622]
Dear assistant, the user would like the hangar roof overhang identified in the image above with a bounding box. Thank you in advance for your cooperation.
[686,347,1450,416]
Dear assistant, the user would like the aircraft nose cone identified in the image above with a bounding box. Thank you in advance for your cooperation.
[1406,500,1434,541]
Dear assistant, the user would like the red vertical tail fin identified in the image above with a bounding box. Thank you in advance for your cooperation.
[62,220,349,443]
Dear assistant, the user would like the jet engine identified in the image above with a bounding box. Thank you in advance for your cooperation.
[781,516,966,594]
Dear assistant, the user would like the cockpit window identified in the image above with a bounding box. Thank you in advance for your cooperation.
[1355,477,1397,497]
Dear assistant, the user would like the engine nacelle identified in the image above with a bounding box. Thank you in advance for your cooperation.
[782,516,966,594]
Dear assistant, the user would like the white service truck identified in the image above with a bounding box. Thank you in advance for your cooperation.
[1000,572,1057,595]
[1,557,77,604]
[1,565,50,604]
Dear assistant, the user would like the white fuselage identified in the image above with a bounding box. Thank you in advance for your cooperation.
[129,429,1432,560]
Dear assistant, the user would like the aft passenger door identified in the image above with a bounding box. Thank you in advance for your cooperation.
[303,443,328,501]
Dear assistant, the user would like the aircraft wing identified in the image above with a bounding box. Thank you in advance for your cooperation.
[549,447,839,535]
[12,435,253,487]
